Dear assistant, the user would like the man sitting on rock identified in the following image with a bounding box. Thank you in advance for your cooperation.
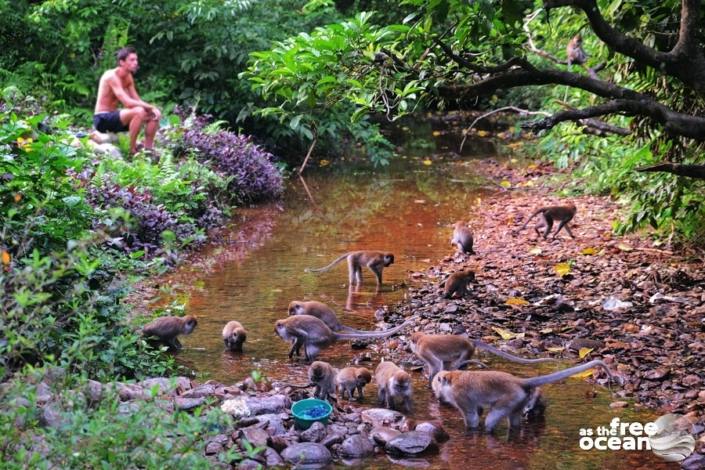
[92,46,161,156]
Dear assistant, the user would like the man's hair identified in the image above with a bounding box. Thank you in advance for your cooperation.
[116,46,137,64]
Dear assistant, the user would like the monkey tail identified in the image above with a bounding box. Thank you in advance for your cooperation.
[339,325,370,334]
[334,321,411,340]
[519,208,545,230]
[521,359,613,388]
[473,340,558,365]
[304,252,352,273]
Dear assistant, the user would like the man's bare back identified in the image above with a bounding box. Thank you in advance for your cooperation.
[92,46,160,155]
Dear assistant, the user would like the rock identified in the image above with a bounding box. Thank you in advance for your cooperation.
[281,442,332,467]
[237,459,261,470]
[609,401,629,409]
[118,402,141,415]
[239,425,270,448]
[36,382,52,404]
[371,427,401,445]
[263,447,284,466]
[175,397,206,411]
[682,452,705,470]
[255,413,288,436]
[300,421,327,443]
[181,384,217,398]
[267,436,291,453]
[414,421,449,443]
[385,431,438,457]
[221,397,251,417]
[40,402,65,428]
[340,434,374,458]
[87,141,122,159]
[568,338,605,351]
[205,440,225,455]
[387,456,431,468]
[361,408,405,428]
[246,394,290,415]
[140,377,190,395]
[85,380,103,403]
[320,432,344,448]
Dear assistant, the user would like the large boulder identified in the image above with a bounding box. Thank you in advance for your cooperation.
[385,431,438,457]
[281,442,332,468]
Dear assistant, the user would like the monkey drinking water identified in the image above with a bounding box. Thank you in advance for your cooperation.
[432,360,613,433]
[519,203,577,239]
[336,366,372,401]
[275,314,410,362]
[305,251,394,287]
[142,315,197,351]
[288,300,366,333]
[222,320,247,352]
[375,360,413,412]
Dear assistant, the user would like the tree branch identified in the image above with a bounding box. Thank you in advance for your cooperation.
[636,163,705,179]
[432,37,533,74]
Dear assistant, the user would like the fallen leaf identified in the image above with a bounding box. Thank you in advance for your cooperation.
[1,250,10,265]
[554,262,571,277]
[609,401,629,409]
[573,369,595,379]
[477,130,490,137]
[540,328,553,335]
[414,199,426,204]
[319,159,330,167]
[580,247,597,255]
[432,130,441,137]
[578,347,594,359]
[13,193,21,202]
[547,346,565,353]
[617,243,633,252]
[510,158,518,164]
[499,180,511,188]
[422,159,432,166]
[529,247,542,256]
[505,297,529,306]
[492,327,518,340]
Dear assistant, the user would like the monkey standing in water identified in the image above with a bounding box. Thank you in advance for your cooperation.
[375,361,413,412]
[141,315,197,351]
[305,251,394,287]
[222,320,247,352]
[451,221,474,254]
[308,361,338,401]
[519,203,577,239]
[288,300,368,333]
[432,360,614,433]
[336,366,372,401]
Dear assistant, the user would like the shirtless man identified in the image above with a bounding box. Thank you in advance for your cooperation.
[93,46,160,155]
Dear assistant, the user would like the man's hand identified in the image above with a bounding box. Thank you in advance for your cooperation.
[147,107,161,121]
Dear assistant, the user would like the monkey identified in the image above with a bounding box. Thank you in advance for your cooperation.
[409,332,557,386]
[141,315,197,351]
[336,366,372,401]
[518,203,577,239]
[522,387,547,422]
[308,361,338,401]
[222,320,247,352]
[305,251,394,286]
[441,269,476,299]
[566,34,587,66]
[275,315,410,362]
[432,359,613,433]
[451,221,474,254]
[375,361,413,413]
[288,300,366,333]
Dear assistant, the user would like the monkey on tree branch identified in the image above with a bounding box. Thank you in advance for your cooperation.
[431,0,705,179]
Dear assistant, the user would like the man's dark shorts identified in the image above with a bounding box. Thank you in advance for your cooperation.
[93,111,129,133]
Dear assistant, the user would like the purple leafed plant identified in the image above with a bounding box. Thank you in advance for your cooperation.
[179,113,284,203]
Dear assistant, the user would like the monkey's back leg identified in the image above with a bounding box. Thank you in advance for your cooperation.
[541,215,554,239]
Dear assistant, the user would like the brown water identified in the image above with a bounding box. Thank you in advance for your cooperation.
[165,128,676,469]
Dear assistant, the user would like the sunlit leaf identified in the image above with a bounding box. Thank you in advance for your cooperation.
[477,130,490,137]
[617,243,633,251]
[529,247,542,255]
[319,159,330,167]
[547,346,565,353]
[1,250,10,265]
[572,369,594,378]
[499,180,511,188]
[422,159,432,166]
[580,247,597,255]
[505,297,529,306]
[432,131,441,137]
[492,327,517,340]
[578,347,594,359]
[554,262,571,277]
[13,193,21,202]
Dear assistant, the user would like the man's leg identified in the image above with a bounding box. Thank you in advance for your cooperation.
[144,117,158,150]
[119,107,147,154]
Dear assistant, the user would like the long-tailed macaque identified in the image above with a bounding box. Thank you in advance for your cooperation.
[451,221,474,254]
[275,315,410,362]
[222,320,247,352]
[142,315,197,351]
[288,300,364,333]
[305,251,394,286]
[375,361,413,412]
[566,34,587,66]
[410,332,556,386]
[442,269,476,299]
[336,366,372,400]
[519,203,577,239]
[432,360,613,432]
[308,361,338,400]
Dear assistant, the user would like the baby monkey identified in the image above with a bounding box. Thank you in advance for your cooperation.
[375,361,413,413]
[142,315,197,351]
[441,269,476,299]
[451,221,474,254]
[519,203,577,239]
[305,250,394,287]
[308,361,338,401]
[432,359,613,433]
[336,366,372,401]
[222,320,247,352]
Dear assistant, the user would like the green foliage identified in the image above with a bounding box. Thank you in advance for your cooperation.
[0,375,240,469]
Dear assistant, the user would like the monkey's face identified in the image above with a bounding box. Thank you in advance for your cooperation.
[393,371,410,392]
[288,302,303,316]
[183,316,197,334]
[274,321,285,338]
[432,372,450,399]
[310,364,325,382]
[357,369,372,385]
[409,332,423,350]
[384,254,394,267]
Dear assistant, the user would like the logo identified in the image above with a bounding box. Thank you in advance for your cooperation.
[579,414,695,462]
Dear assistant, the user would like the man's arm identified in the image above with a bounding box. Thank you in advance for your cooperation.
[126,80,160,120]
[109,76,153,110]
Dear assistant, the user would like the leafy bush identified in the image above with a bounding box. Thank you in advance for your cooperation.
[179,113,284,202]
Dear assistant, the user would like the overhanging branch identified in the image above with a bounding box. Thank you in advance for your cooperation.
[636,163,705,179]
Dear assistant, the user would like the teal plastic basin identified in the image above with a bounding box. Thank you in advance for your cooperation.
[291,398,333,430]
